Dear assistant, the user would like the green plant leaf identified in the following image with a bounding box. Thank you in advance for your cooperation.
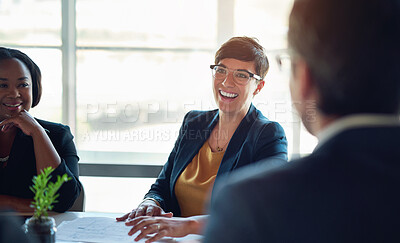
[30,167,71,220]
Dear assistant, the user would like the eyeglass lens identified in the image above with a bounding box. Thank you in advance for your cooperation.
[212,66,251,85]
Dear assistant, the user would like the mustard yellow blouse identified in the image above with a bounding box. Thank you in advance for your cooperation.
[174,141,224,217]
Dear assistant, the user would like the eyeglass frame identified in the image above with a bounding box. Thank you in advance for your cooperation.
[275,49,298,72]
[209,64,262,85]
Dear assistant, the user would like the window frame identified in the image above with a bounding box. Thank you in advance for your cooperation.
[2,0,304,177]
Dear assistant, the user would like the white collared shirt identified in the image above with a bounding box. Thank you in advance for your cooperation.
[315,114,400,151]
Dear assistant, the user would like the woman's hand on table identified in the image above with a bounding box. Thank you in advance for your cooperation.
[125,216,200,243]
[116,199,173,221]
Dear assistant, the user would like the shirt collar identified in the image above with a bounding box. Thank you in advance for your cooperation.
[315,114,400,151]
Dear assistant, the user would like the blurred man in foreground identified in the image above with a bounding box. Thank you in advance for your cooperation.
[203,0,400,242]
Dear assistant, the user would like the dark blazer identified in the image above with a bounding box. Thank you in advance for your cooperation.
[145,104,287,216]
[204,126,400,242]
[0,119,81,213]
[0,210,37,243]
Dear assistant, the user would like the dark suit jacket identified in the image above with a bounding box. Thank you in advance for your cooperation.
[204,126,400,242]
[145,104,288,216]
[0,210,37,243]
[0,119,81,212]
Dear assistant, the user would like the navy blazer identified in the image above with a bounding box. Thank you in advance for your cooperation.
[145,104,287,216]
[0,210,37,243]
[204,126,400,242]
[0,119,82,212]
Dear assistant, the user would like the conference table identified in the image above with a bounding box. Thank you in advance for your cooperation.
[53,211,202,243]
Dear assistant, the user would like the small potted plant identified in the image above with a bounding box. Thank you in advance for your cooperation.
[24,167,70,243]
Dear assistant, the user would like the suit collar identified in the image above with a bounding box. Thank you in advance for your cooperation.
[316,114,400,151]
[314,126,400,156]
[217,104,259,174]
[173,104,259,179]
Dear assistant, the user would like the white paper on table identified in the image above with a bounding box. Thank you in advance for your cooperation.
[56,217,172,243]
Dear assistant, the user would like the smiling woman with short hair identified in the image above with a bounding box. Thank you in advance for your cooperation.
[117,37,288,242]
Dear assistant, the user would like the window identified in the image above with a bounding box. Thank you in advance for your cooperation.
[75,0,218,165]
[0,0,63,122]
[1,0,317,212]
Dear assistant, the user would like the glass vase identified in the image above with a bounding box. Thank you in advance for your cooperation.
[24,217,56,243]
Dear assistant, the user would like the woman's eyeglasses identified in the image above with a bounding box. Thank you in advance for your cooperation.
[210,65,261,85]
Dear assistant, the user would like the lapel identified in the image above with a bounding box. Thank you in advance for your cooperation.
[9,118,47,167]
[171,104,258,187]
[216,104,258,176]
[171,110,219,185]
[8,130,34,169]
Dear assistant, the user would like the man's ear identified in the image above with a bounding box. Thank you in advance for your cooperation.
[253,80,265,96]
[294,59,317,101]
[291,58,320,136]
